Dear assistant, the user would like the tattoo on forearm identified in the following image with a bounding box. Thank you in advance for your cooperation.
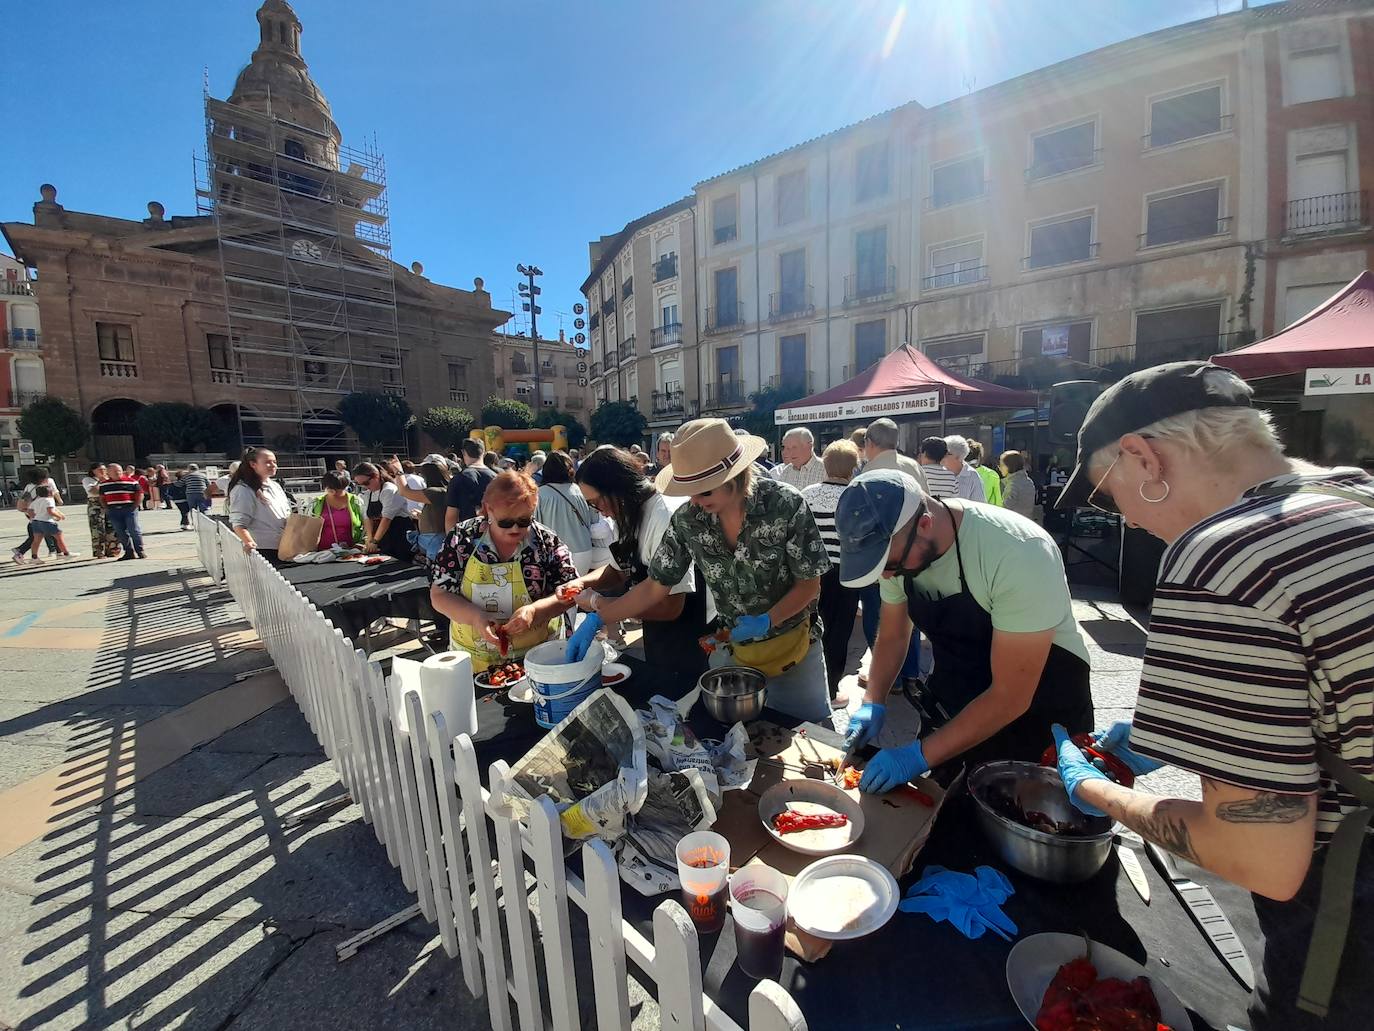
[1130,808,1200,863]
[1214,792,1310,824]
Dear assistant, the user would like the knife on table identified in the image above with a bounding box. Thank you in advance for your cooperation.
[833,733,860,787]
[1116,838,1150,904]
[1146,842,1254,991]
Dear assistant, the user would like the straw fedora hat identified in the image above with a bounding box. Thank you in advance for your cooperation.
[655,419,768,497]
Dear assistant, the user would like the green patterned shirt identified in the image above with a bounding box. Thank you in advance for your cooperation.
[648,477,830,636]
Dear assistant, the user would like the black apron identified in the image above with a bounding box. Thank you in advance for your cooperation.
[625,544,709,701]
[900,499,1093,765]
[367,488,415,562]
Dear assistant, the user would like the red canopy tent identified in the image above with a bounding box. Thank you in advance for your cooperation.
[1213,271,1374,380]
[775,344,1037,426]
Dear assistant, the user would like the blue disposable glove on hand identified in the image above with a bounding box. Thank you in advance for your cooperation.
[1092,721,1165,776]
[1053,723,1109,816]
[731,612,772,642]
[565,613,604,663]
[859,739,928,794]
[845,702,887,750]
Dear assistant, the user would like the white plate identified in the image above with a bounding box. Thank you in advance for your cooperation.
[474,669,528,694]
[787,854,899,941]
[1005,932,1191,1030]
[507,679,534,704]
[758,779,865,856]
[601,662,632,687]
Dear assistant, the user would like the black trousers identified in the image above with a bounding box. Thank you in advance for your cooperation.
[816,566,860,694]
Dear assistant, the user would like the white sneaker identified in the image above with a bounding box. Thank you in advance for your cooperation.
[11,551,26,564]
[30,555,45,564]
[59,552,81,559]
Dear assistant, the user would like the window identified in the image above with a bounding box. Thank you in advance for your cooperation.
[779,334,807,389]
[854,320,886,372]
[1020,320,1092,363]
[776,169,806,225]
[1029,120,1096,179]
[926,238,985,289]
[1289,150,1358,231]
[516,383,532,396]
[713,267,739,327]
[1148,86,1223,148]
[855,227,889,295]
[855,141,890,202]
[1284,283,1345,327]
[283,138,306,160]
[207,333,231,370]
[96,322,135,363]
[930,154,984,208]
[923,334,984,373]
[1027,213,1094,269]
[1288,48,1343,105]
[661,302,679,328]
[1134,303,1224,364]
[1144,184,1224,246]
[448,363,468,392]
[716,345,741,404]
[713,194,738,244]
[778,248,807,314]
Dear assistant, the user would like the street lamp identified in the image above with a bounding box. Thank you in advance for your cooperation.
[517,264,543,409]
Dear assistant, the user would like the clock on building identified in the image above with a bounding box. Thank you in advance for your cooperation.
[291,238,323,260]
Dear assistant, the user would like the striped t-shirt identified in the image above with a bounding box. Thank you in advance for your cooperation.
[920,464,959,498]
[800,480,845,565]
[98,478,140,509]
[1132,470,1374,847]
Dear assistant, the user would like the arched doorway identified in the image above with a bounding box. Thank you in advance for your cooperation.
[90,399,145,465]
[211,403,263,452]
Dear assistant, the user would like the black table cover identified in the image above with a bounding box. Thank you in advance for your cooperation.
[281,556,435,640]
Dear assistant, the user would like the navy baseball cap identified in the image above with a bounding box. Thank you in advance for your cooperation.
[836,469,925,588]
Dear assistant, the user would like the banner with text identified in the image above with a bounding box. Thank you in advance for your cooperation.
[775,390,941,425]
[1305,367,1374,396]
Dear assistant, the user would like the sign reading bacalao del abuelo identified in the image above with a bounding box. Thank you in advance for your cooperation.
[775,390,941,425]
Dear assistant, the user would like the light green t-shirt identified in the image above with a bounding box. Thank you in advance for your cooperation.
[878,501,1089,665]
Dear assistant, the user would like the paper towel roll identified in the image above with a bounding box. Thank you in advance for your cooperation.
[419,650,478,741]
[388,656,423,736]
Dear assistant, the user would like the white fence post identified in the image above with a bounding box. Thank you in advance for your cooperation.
[528,795,580,1031]
[582,839,632,1031]
[427,710,483,996]
[403,690,458,959]
[654,900,705,1031]
[488,759,545,1031]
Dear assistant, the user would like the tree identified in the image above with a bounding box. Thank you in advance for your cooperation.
[419,406,474,451]
[742,382,809,449]
[534,408,587,450]
[589,400,647,447]
[17,397,89,458]
[339,391,411,452]
[134,402,234,454]
[480,396,533,430]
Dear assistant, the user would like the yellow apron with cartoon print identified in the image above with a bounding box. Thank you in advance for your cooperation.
[730,619,811,678]
[449,545,560,672]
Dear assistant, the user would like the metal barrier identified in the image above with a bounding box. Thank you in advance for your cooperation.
[196,512,805,1031]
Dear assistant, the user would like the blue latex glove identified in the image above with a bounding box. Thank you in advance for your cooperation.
[565,613,603,663]
[1092,720,1165,776]
[859,738,928,794]
[1053,723,1109,817]
[730,612,772,642]
[898,864,1018,941]
[844,702,886,750]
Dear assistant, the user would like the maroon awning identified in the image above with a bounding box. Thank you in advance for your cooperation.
[1214,271,1374,379]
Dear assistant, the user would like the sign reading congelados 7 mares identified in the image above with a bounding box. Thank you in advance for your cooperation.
[774,391,940,426]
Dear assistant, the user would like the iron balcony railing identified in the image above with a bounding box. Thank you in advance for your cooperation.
[843,266,896,305]
[1142,112,1233,151]
[1138,216,1232,249]
[766,372,814,393]
[651,388,685,416]
[589,361,602,379]
[705,380,746,408]
[601,297,616,316]
[589,312,601,331]
[923,181,990,210]
[653,254,678,282]
[605,347,619,369]
[8,390,46,409]
[621,277,633,299]
[621,336,637,359]
[1025,148,1102,181]
[651,322,683,349]
[922,265,988,291]
[1022,242,1100,270]
[704,303,745,335]
[768,286,814,322]
[7,328,42,350]
[1286,191,1366,235]
[713,224,738,245]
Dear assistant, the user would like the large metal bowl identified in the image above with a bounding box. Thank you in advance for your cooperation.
[698,666,767,723]
[969,761,1115,884]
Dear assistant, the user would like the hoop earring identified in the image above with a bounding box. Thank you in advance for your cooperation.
[1139,480,1171,504]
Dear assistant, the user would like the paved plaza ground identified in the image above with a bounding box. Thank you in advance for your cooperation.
[0,505,1190,1030]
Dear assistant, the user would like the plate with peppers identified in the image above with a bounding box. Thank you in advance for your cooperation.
[758,778,865,855]
[1006,932,1189,1031]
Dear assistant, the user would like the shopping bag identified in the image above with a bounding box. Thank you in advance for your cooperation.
[278,513,323,561]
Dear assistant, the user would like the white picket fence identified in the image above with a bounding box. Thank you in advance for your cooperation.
[194,514,806,1031]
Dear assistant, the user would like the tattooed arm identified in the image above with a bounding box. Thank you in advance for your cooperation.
[1075,776,1317,901]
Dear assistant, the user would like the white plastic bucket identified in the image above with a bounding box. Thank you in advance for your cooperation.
[523,638,605,729]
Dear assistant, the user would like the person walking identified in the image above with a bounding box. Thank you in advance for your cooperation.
[155,464,172,508]
[999,450,1036,521]
[100,464,146,560]
[942,436,987,502]
[166,470,190,529]
[966,441,1002,506]
[182,464,210,518]
[81,463,121,558]
[801,440,862,705]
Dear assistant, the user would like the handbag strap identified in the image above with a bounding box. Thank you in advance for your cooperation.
[547,485,591,532]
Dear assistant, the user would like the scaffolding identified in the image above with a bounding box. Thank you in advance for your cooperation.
[195,88,404,453]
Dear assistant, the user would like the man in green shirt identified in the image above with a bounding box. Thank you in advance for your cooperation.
[835,469,1092,792]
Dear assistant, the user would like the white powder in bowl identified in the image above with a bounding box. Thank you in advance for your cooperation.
[791,874,882,935]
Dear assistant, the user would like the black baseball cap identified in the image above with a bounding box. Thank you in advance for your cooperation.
[1056,361,1252,511]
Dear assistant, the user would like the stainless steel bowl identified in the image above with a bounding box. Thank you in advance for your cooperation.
[969,761,1115,884]
[698,666,767,723]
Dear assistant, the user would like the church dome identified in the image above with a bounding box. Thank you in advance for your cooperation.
[229,0,340,147]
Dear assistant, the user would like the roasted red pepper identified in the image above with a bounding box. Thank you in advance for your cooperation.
[1035,952,1171,1031]
[772,809,849,834]
[494,625,510,657]
[556,583,581,605]
[1040,733,1136,789]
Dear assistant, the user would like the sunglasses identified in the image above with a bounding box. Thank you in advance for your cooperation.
[882,501,927,574]
[1085,453,1120,514]
[494,517,532,529]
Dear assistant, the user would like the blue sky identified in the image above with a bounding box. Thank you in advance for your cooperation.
[3,0,1257,335]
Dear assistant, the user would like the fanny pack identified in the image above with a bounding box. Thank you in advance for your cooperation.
[729,619,810,678]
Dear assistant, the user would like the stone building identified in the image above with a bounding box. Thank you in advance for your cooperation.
[0,253,43,483]
[489,332,593,419]
[1,0,507,467]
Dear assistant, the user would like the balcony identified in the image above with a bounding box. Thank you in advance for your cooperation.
[1142,113,1233,151]
[605,347,619,369]
[1022,242,1100,270]
[210,369,244,385]
[946,333,1248,389]
[713,224,738,245]
[704,303,745,335]
[843,266,896,306]
[589,312,601,331]
[1286,191,1366,236]
[449,389,470,403]
[589,361,602,379]
[923,182,990,210]
[653,254,678,283]
[621,335,637,359]
[704,380,746,409]
[8,390,46,409]
[651,388,685,417]
[651,322,683,349]
[601,297,616,317]
[380,383,407,397]
[2,280,35,296]
[622,278,634,300]
[100,359,139,379]
[1025,149,1102,182]
[768,286,814,323]
[922,266,988,291]
[1138,217,1231,250]
[766,372,814,394]
[8,328,42,350]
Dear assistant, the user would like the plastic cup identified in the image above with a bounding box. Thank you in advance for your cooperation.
[729,864,789,980]
[676,831,730,934]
